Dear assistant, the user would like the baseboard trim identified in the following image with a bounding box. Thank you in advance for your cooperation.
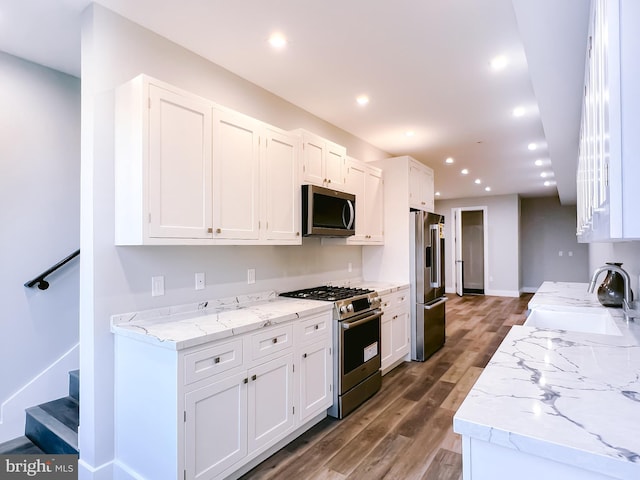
[79,458,114,480]
[484,289,521,298]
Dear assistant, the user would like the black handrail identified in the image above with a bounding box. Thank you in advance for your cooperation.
[24,249,80,290]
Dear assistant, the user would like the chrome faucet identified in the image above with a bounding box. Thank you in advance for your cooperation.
[588,264,632,321]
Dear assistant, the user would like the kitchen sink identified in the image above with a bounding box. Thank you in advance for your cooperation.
[524,307,622,336]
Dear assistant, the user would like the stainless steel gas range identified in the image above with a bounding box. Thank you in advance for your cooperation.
[280,286,382,418]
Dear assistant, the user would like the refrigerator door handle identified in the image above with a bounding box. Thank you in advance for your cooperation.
[430,224,440,287]
[424,297,447,310]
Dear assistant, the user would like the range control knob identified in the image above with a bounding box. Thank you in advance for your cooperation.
[347,304,354,312]
[339,305,348,314]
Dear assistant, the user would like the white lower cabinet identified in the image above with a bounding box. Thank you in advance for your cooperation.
[297,340,332,424]
[185,372,248,480]
[380,287,411,374]
[114,310,332,480]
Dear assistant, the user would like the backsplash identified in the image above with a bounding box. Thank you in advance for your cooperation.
[589,241,640,294]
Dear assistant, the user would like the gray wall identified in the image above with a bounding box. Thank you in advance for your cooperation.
[0,52,80,441]
[79,5,389,475]
[435,194,520,296]
[520,196,589,292]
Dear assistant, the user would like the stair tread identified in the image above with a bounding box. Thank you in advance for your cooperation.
[0,436,45,454]
[26,397,79,454]
[35,396,79,432]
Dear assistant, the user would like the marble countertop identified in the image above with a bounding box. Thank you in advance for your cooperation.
[111,291,332,351]
[454,281,640,480]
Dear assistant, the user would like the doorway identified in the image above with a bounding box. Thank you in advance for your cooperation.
[453,207,488,296]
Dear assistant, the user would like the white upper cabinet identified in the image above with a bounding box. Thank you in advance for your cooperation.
[114,74,301,245]
[212,106,261,241]
[116,77,214,244]
[409,160,435,212]
[298,129,347,191]
[262,127,302,242]
[323,157,384,245]
[577,0,640,242]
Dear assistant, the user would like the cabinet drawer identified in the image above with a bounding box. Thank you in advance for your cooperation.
[295,313,330,345]
[250,325,293,361]
[381,289,410,312]
[183,339,243,385]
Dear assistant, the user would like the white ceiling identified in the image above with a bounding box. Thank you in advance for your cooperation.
[0,0,590,203]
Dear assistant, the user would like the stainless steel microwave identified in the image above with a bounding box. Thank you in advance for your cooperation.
[302,185,356,237]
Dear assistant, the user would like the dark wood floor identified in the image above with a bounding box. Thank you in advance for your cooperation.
[241,293,532,480]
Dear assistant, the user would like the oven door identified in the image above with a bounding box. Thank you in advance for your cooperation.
[339,309,382,393]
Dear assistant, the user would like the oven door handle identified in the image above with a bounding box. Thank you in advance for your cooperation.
[341,312,381,329]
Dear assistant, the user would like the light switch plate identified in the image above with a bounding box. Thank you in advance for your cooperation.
[195,272,205,290]
[247,268,255,284]
[152,276,165,296]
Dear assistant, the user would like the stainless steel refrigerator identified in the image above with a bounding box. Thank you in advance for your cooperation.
[409,211,446,361]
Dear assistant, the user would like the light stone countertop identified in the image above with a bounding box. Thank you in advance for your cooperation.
[111,291,332,351]
[453,281,640,480]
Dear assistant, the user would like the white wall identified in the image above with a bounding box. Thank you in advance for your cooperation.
[588,241,640,297]
[435,194,521,297]
[80,5,389,476]
[520,197,589,292]
[0,52,80,442]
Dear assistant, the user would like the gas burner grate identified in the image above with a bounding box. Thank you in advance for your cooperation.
[279,286,374,302]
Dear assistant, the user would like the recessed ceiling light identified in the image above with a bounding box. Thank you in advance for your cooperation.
[445,157,454,164]
[544,181,552,187]
[534,159,544,167]
[512,106,525,117]
[490,55,508,71]
[461,169,469,175]
[540,172,548,178]
[356,95,370,106]
[528,143,538,151]
[474,179,482,184]
[268,32,287,49]
[405,130,415,137]
[435,191,441,197]
[485,186,492,192]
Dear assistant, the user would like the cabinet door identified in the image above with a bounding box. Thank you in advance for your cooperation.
[409,162,429,211]
[148,85,213,239]
[301,133,325,186]
[325,141,346,189]
[298,341,332,424]
[392,310,410,359]
[184,371,247,480]
[212,108,260,240]
[364,167,384,243]
[247,353,295,453]
[345,160,367,242]
[380,316,393,372]
[263,129,301,242]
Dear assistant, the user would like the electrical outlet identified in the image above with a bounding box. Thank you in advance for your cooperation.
[348,262,352,273]
[152,276,165,296]
[247,268,255,284]
[195,272,205,290]
[558,251,563,257]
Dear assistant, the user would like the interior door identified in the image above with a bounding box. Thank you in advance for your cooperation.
[454,208,463,296]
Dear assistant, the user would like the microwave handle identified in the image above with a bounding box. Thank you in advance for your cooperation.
[343,200,355,230]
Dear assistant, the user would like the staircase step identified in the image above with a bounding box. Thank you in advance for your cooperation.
[69,369,79,402]
[0,436,45,454]
[25,396,79,454]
